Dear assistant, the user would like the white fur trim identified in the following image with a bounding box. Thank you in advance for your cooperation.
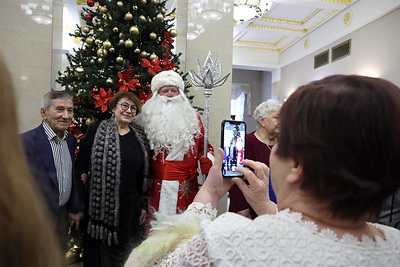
[151,70,184,94]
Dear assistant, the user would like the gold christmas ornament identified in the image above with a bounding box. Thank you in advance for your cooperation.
[124,39,133,48]
[161,7,166,14]
[129,26,139,35]
[149,53,157,60]
[82,26,90,33]
[140,51,148,57]
[109,47,115,53]
[97,48,108,57]
[117,1,123,7]
[170,29,178,37]
[134,47,141,54]
[139,15,146,22]
[103,40,112,49]
[90,59,95,64]
[74,29,80,36]
[149,32,157,40]
[152,0,157,4]
[85,37,94,45]
[141,0,147,4]
[106,78,113,84]
[99,6,108,14]
[95,39,102,45]
[132,5,138,11]
[124,12,133,21]
[156,13,164,21]
[85,117,96,126]
[113,27,119,32]
[98,58,103,63]
[116,56,124,63]
[119,39,124,45]
[119,33,124,39]
[74,66,84,77]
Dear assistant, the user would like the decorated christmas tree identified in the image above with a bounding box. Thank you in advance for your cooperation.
[56,0,189,137]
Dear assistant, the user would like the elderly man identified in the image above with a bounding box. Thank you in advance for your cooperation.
[21,91,84,252]
[135,70,213,215]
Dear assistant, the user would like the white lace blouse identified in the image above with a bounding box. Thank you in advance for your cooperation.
[127,203,400,266]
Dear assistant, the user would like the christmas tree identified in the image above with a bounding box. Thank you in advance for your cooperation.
[56,0,189,137]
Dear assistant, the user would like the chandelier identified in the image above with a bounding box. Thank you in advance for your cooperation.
[187,22,205,40]
[234,0,272,24]
[191,0,232,21]
[20,0,53,25]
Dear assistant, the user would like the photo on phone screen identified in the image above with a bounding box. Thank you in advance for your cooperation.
[221,120,246,177]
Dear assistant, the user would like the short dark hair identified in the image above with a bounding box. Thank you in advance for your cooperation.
[109,91,141,113]
[277,75,400,220]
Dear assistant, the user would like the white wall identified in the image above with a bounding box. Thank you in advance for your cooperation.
[0,0,54,133]
[280,7,400,99]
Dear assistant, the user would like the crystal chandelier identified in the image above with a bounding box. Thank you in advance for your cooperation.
[191,0,232,21]
[20,0,53,25]
[234,0,272,24]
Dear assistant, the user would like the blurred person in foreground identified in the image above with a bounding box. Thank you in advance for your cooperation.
[0,56,62,266]
[127,75,400,266]
[134,70,213,215]
[229,99,282,219]
[76,91,150,266]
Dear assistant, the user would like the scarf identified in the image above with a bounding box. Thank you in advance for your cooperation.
[87,118,150,245]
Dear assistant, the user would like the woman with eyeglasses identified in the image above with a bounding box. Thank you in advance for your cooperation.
[75,91,150,267]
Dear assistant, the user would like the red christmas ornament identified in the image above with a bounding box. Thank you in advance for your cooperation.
[87,0,95,7]
[85,14,93,20]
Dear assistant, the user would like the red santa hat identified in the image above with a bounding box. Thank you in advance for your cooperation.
[151,70,184,94]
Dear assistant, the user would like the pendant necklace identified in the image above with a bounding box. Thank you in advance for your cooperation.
[255,131,275,151]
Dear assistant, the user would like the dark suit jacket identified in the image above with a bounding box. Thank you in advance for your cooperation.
[21,124,84,219]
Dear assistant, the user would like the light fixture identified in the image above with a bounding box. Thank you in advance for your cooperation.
[234,0,272,24]
[20,1,53,26]
[187,22,205,40]
[31,4,52,25]
[191,0,231,22]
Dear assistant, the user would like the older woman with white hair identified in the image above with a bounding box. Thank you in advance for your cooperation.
[229,99,282,219]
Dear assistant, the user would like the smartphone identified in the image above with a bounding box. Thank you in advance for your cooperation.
[221,120,246,178]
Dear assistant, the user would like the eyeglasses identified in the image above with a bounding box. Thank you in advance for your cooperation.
[119,102,137,112]
[158,87,179,94]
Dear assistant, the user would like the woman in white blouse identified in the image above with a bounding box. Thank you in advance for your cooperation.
[127,75,400,266]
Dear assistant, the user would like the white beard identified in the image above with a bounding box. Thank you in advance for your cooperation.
[135,94,201,160]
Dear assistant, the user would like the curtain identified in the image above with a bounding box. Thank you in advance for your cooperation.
[231,83,251,121]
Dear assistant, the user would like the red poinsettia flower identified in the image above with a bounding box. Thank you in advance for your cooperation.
[163,32,174,45]
[160,57,178,70]
[141,58,163,75]
[92,88,114,112]
[139,91,152,105]
[115,70,139,92]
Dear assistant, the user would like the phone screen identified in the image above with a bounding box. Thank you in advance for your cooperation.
[221,120,246,178]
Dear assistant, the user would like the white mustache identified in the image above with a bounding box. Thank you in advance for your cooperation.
[159,95,182,102]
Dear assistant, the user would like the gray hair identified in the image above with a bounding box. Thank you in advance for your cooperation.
[252,99,283,122]
[41,91,73,109]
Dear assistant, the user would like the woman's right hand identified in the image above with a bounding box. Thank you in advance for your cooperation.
[233,160,277,215]
[81,173,88,184]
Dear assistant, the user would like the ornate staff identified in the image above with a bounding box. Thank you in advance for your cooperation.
[188,51,230,181]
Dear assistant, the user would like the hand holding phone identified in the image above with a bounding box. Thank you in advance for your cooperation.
[220,120,246,178]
